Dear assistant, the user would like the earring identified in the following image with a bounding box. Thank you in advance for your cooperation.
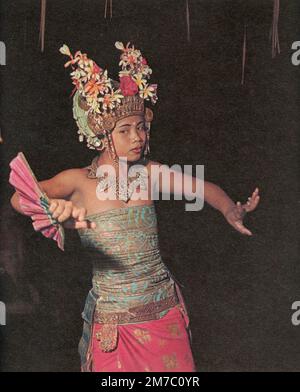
[144,131,150,156]
[103,138,109,149]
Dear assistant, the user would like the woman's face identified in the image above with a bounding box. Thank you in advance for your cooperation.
[111,115,147,162]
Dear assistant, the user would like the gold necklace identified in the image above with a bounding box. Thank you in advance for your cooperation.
[87,156,149,202]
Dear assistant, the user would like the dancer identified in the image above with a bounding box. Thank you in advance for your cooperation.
[10,41,260,372]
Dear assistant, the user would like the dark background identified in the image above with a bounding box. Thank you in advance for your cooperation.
[0,0,299,371]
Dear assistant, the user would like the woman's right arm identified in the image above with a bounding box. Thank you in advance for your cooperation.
[10,169,80,215]
[11,168,95,229]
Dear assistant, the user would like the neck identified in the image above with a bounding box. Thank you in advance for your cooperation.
[97,150,116,167]
[97,150,144,172]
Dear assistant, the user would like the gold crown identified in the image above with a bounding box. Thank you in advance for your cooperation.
[61,41,157,150]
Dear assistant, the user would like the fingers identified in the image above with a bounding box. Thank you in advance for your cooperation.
[49,200,65,220]
[226,203,253,236]
[73,220,97,229]
[49,200,72,222]
[48,199,97,230]
[244,187,260,212]
[234,220,252,236]
[57,203,73,222]
[226,189,259,236]
[49,199,91,225]
[49,200,59,214]
[63,219,97,230]
[71,206,87,222]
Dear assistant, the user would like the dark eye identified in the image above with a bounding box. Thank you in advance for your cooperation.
[119,129,128,134]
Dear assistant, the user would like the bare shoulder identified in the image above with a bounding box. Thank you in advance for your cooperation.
[45,167,88,185]
[39,167,89,199]
[55,167,88,180]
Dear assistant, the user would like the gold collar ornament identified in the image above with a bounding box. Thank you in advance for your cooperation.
[87,156,149,203]
[95,165,149,203]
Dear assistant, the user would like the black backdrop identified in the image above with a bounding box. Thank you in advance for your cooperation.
[0,0,299,371]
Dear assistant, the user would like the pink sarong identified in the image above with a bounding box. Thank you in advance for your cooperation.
[91,304,196,372]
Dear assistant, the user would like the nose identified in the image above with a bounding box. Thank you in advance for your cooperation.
[131,128,143,142]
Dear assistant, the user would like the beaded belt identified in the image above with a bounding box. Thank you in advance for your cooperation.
[94,294,179,352]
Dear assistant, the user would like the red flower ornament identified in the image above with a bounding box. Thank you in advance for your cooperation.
[119,75,138,96]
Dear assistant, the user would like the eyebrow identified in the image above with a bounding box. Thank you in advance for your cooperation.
[119,121,144,128]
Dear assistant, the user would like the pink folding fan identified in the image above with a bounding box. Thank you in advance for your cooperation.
[9,152,65,250]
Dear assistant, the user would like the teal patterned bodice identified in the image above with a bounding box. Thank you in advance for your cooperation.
[78,204,176,314]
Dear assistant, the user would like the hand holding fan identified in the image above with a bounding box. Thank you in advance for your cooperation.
[9,152,65,251]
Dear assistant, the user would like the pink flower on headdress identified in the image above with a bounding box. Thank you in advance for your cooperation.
[141,57,147,65]
[93,63,102,75]
[127,54,138,66]
[119,76,138,96]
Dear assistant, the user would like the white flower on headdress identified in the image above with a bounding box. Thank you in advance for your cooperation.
[82,60,96,79]
[116,41,143,72]
[99,91,124,111]
[133,73,147,89]
[140,65,152,77]
[119,70,131,78]
[119,52,139,69]
[70,69,81,79]
[77,53,89,68]
[119,57,128,68]
[86,97,101,114]
[139,84,157,101]
[115,41,126,51]
[102,70,110,83]
[59,44,71,57]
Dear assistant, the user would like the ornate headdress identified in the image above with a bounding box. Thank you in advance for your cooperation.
[59,41,158,153]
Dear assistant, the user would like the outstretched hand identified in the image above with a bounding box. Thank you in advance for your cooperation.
[224,188,260,236]
[48,199,96,230]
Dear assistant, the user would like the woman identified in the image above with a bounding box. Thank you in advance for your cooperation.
[10,41,260,372]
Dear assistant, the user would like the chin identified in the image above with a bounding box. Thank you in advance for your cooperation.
[128,156,142,163]
[119,151,144,163]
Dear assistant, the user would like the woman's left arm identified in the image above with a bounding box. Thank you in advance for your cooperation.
[204,181,260,236]
[148,160,260,236]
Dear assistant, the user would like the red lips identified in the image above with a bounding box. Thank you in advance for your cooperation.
[131,146,142,152]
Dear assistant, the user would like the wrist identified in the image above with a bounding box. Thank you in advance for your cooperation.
[221,202,236,218]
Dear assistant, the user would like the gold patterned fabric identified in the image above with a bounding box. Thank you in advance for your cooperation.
[78,204,178,315]
[78,204,181,355]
